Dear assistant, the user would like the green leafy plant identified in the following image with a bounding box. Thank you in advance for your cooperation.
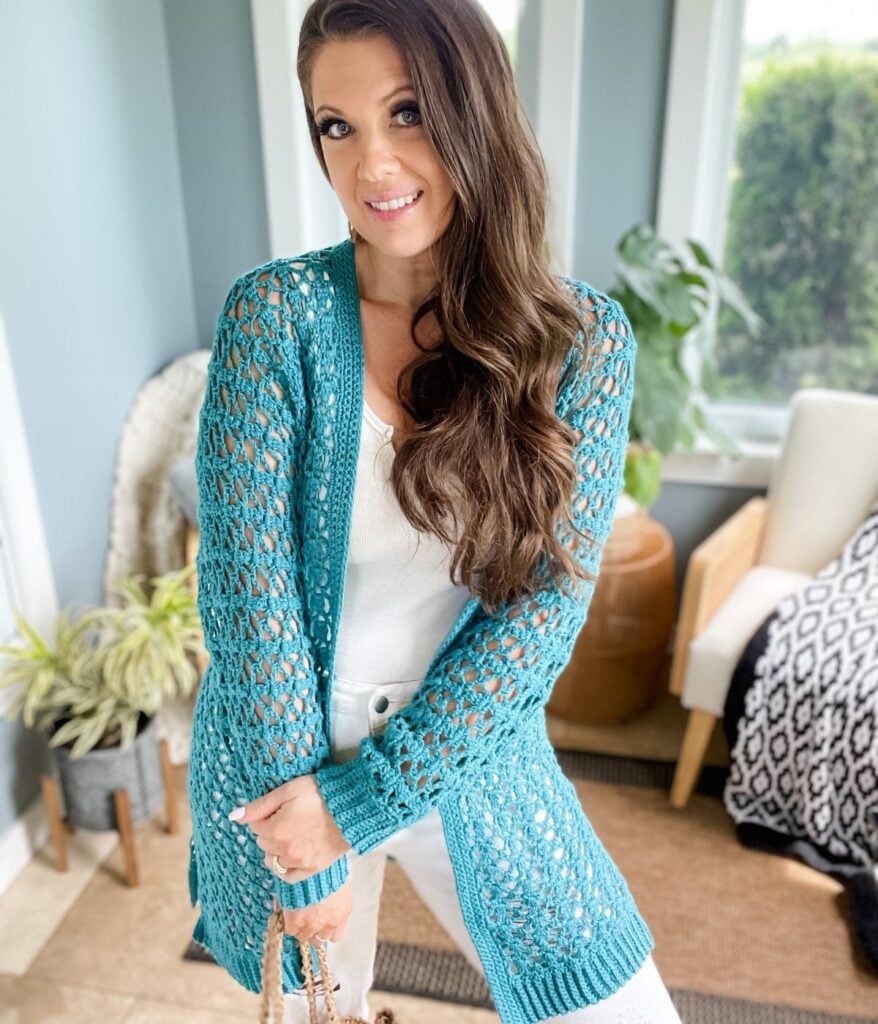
[608,223,763,508]
[0,564,205,758]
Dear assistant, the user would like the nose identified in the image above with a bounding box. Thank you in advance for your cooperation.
[356,127,401,184]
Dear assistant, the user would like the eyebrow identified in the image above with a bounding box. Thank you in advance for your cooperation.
[315,84,415,118]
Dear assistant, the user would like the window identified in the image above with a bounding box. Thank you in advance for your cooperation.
[479,0,521,68]
[711,2,878,407]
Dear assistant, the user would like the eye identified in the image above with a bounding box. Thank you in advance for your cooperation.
[392,102,422,127]
[315,102,422,142]
[315,117,350,141]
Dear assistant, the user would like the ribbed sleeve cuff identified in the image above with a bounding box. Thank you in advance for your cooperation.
[274,853,349,910]
[314,756,399,856]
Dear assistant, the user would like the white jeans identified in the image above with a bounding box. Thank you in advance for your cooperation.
[283,675,682,1024]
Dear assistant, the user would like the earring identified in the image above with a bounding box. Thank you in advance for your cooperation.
[347,220,356,242]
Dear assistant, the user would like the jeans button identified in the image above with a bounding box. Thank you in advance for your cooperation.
[374,695,389,713]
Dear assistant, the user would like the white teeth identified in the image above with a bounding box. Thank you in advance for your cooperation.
[368,192,419,211]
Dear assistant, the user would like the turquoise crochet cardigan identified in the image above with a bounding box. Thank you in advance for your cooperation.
[187,236,654,1022]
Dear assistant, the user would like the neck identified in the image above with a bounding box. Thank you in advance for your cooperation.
[354,239,439,311]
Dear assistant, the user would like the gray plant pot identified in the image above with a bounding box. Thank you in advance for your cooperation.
[49,712,164,831]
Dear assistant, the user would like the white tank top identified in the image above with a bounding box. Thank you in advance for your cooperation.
[332,400,472,686]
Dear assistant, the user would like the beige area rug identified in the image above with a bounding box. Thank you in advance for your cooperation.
[375,767,878,1020]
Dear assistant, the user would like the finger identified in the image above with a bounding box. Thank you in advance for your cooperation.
[280,911,311,941]
[262,856,310,883]
[282,912,304,933]
[228,790,282,825]
[263,852,297,872]
[264,852,293,873]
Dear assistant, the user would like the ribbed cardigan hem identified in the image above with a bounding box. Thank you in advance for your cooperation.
[192,893,655,1018]
[494,908,656,1023]
[275,853,349,909]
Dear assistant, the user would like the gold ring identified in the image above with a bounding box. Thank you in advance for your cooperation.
[271,854,288,878]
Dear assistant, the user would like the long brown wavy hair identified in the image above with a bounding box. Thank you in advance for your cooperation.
[297,0,601,616]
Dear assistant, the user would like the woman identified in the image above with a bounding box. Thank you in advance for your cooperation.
[187,1,682,1022]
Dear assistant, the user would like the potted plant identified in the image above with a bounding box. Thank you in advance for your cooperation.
[0,563,205,831]
[608,222,763,512]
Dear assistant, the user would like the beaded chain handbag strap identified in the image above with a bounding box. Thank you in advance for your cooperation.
[260,907,398,1024]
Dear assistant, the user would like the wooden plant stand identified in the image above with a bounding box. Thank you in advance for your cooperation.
[40,737,179,887]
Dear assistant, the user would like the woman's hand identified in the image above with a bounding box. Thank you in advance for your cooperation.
[228,775,352,883]
[275,878,353,944]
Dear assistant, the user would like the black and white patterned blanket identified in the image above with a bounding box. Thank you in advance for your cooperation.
[722,498,878,972]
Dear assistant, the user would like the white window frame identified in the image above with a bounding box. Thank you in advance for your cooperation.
[248,0,583,277]
[250,0,345,258]
[656,0,784,488]
[531,0,584,277]
[0,314,59,716]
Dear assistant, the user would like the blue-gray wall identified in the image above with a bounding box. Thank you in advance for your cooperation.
[163,0,270,346]
[574,0,674,290]
[0,0,266,831]
[653,482,766,603]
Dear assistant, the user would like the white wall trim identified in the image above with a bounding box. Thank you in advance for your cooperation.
[0,795,48,897]
[250,0,345,258]
[0,314,58,717]
[535,0,584,277]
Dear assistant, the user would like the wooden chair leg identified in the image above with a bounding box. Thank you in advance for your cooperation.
[670,708,717,809]
[114,788,139,886]
[40,774,68,871]
[159,738,179,834]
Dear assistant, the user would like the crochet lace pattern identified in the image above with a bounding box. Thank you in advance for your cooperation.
[187,238,654,1020]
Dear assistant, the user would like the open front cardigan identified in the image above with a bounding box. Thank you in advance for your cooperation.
[187,236,654,1023]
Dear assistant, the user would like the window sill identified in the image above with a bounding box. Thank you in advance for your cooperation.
[660,439,777,489]
[658,399,790,488]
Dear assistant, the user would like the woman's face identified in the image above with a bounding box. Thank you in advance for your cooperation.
[309,35,457,258]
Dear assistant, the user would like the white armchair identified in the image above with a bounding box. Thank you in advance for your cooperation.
[668,387,878,808]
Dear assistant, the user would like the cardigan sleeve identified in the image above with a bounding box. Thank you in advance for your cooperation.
[314,283,637,855]
[195,271,348,910]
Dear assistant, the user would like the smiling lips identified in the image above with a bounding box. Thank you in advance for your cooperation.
[364,190,423,221]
